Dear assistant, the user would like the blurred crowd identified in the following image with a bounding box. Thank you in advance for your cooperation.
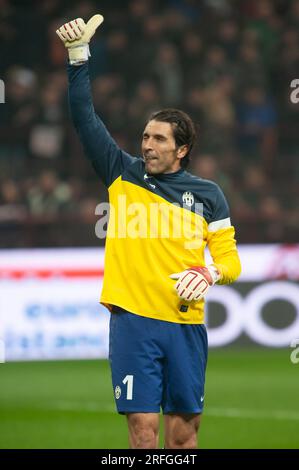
[0,0,298,247]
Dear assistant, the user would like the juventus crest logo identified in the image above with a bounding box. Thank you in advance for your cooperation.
[182,191,194,207]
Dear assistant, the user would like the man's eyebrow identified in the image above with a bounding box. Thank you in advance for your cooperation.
[154,133,167,139]
[143,132,167,139]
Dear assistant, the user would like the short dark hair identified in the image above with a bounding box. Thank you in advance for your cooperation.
[147,108,196,168]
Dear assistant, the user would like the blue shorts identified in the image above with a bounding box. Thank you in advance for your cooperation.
[108,306,208,414]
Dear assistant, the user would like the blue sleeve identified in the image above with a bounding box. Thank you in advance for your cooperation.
[68,63,135,187]
[211,185,230,222]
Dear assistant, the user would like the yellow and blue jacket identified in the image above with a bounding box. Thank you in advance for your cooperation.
[68,63,241,324]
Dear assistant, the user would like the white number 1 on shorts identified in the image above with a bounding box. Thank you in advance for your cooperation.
[122,375,134,400]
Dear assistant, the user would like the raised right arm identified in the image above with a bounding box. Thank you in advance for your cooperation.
[57,15,135,187]
[68,63,135,187]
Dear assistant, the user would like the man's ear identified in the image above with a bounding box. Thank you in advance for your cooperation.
[177,145,188,159]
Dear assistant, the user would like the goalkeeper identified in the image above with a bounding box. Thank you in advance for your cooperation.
[57,15,241,449]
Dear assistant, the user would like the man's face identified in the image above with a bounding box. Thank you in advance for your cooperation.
[142,120,186,175]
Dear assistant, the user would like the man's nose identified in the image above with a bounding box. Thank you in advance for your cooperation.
[144,137,154,150]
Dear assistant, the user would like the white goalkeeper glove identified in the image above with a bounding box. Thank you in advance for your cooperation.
[170,265,221,302]
[56,14,104,65]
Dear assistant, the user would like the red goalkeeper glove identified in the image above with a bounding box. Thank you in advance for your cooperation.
[170,266,220,302]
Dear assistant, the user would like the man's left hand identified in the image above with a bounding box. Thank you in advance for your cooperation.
[170,266,220,301]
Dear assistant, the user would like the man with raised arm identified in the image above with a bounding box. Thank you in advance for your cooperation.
[56,15,241,449]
